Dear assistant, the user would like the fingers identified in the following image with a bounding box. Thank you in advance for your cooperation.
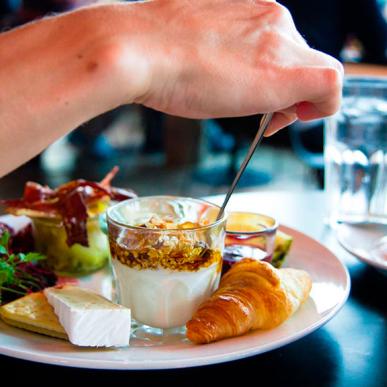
[265,109,297,136]
[297,66,342,121]
[265,62,342,136]
[271,47,342,122]
[294,49,343,121]
[295,101,327,121]
[265,59,342,136]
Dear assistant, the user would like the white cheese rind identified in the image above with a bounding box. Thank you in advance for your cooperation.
[44,286,131,347]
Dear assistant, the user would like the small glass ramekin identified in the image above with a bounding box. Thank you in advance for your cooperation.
[223,211,278,274]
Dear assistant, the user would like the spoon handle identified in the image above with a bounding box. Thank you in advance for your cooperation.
[216,112,273,221]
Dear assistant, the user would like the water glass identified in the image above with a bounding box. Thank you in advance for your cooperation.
[324,76,387,226]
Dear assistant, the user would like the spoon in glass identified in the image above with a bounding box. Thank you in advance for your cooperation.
[216,113,273,221]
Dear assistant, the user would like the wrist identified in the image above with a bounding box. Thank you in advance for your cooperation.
[75,3,155,109]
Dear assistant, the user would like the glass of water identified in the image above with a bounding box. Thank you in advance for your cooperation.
[324,76,387,226]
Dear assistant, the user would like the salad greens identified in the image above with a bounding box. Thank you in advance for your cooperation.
[0,231,47,304]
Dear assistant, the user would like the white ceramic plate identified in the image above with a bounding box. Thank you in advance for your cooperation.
[0,223,350,370]
[336,222,387,272]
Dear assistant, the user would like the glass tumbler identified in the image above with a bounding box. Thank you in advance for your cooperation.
[324,76,387,226]
[32,215,110,276]
[107,196,226,339]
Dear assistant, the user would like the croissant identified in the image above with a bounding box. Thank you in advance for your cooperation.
[186,259,312,344]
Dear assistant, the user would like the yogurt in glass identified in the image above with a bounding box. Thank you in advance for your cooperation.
[107,196,226,335]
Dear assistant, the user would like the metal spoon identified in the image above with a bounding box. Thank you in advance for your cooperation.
[216,112,273,221]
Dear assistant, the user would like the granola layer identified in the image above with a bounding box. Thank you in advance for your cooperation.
[109,237,221,271]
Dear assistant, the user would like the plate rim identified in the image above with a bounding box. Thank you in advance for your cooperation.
[336,223,387,271]
[0,224,351,370]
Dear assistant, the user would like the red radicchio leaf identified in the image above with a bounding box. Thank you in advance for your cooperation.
[99,166,136,201]
[1,167,137,248]
[1,182,58,214]
[110,187,137,201]
[11,223,35,253]
[0,222,34,253]
[100,166,119,188]
[61,187,89,247]
[24,182,54,203]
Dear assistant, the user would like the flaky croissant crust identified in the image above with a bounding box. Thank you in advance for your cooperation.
[186,259,312,344]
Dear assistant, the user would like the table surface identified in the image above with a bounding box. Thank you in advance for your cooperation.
[1,191,385,386]
[344,63,387,78]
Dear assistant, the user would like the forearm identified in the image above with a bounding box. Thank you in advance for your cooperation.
[0,4,148,177]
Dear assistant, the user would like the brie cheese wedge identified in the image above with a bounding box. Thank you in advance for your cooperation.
[44,285,131,347]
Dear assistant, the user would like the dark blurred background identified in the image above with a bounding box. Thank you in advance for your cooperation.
[0,0,386,199]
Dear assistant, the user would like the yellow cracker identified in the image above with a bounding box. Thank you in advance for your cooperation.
[0,292,68,340]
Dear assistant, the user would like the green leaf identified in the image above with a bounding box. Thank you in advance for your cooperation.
[0,261,16,286]
[7,253,16,264]
[23,252,45,263]
[17,253,26,262]
[0,271,9,286]
[0,230,48,304]
[0,231,10,249]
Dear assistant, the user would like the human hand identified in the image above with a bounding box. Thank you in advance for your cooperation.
[0,0,343,176]
[122,0,343,135]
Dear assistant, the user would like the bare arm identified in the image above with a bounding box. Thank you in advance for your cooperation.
[0,0,343,177]
[0,4,149,176]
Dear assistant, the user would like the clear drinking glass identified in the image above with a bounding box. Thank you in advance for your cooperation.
[324,76,387,226]
[223,212,278,274]
[107,196,226,340]
[32,215,110,276]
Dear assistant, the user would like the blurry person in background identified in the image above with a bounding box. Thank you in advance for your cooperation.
[0,0,20,14]
[280,0,387,65]
[0,0,21,25]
